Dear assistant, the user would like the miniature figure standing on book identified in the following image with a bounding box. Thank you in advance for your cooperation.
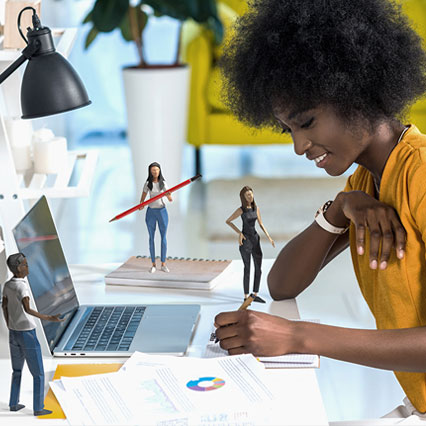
[139,162,172,273]
[226,186,275,302]
[1,253,64,416]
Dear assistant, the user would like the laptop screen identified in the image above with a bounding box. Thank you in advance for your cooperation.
[13,196,79,352]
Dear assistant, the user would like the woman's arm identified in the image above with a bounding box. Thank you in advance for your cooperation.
[257,207,275,247]
[268,190,406,300]
[215,310,426,372]
[226,208,245,245]
[268,192,350,300]
[139,191,148,210]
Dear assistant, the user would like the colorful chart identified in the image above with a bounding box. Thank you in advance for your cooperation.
[186,377,225,391]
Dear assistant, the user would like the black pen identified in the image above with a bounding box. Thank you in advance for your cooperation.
[213,294,255,343]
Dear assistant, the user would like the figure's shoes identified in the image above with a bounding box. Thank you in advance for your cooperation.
[161,265,170,273]
[34,409,52,416]
[149,266,156,273]
[253,295,266,303]
[10,404,25,411]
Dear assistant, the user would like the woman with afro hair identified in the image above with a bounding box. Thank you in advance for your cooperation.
[214,0,426,419]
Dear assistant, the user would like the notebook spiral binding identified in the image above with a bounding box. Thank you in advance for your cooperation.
[135,255,226,262]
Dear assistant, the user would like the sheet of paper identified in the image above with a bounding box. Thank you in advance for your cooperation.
[50,353,279,425]
[120,351,192,371]
[54,372,138,425]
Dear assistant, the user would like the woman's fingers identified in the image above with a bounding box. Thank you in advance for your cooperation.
[354,206,406,269]
[215,311,241,327]
[355,221,366,256]
[366,209,381,269]
[392,217,407,260]
[219,335,244,351]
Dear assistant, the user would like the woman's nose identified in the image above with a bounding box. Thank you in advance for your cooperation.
[292,133,312,156]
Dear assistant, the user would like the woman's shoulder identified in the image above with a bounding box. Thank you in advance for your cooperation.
[344,165,369,192]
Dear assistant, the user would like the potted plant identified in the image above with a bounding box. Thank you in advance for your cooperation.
[82,0,223,188]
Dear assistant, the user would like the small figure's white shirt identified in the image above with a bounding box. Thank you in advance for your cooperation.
[3,277,36,331]
[143,181,169,209]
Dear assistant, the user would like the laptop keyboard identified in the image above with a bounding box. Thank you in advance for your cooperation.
[71,306,146,352]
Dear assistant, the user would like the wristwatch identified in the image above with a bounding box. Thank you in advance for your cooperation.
[314,201,349,235]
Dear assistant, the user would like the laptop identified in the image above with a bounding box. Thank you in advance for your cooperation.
[12,196,200,357]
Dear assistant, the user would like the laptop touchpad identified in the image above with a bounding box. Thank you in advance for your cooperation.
[131,306,198,354]
[132,316,196,353]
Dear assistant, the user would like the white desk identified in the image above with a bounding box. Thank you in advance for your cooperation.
[0,259,329,425]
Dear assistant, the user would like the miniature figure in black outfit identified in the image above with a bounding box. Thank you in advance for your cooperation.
[226,186,275,302]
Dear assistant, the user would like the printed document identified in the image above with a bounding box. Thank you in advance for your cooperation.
[50,352,280,425]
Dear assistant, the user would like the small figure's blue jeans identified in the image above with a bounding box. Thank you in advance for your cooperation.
[9,328,45,412]
[145,207,169,263]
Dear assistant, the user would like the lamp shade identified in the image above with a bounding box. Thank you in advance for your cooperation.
[21,51,91,119]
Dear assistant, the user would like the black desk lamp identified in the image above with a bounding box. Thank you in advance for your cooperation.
[0,6,90,119]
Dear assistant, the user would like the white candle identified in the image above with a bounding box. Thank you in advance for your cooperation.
[33,136,68,174]
[4,117,33,171]
[11,144,32,171]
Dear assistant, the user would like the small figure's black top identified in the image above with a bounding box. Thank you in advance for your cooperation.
[241,206,258,236]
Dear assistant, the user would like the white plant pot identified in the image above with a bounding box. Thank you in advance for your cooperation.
[123,66,190,194]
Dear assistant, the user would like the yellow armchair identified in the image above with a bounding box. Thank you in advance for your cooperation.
[403,0,426,132]
[180,0,291,174]
[181,0,426,174]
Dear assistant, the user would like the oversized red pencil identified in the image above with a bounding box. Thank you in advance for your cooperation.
[109,174,202,223]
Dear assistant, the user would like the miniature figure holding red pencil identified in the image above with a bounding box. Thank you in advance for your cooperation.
[2,253,64,416]
[226,186,275,302]
[139,162,172,273]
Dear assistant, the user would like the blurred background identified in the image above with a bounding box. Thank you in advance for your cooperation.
[2,0,425,422]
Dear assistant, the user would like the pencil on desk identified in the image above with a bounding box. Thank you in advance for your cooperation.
[214,294,255,343]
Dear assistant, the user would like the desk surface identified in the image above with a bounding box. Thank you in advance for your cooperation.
[0,259,328,425]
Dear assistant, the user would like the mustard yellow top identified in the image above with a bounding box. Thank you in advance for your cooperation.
[344,124,426,412]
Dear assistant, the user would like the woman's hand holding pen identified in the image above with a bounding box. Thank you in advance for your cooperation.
[332,191,407,270]
[214,310,299,356]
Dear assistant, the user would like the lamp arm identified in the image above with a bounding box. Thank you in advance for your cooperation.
[0,40,40,85]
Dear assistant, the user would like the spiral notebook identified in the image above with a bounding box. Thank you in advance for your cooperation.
[105,256,235,290]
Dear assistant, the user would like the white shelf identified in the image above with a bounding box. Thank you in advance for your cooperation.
[16,149,98,199]
[0,26,95,253]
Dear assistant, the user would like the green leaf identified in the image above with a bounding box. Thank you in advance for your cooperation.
[120,7,148,41]
[85,26,99,49]
[136,8,148,34]
[207,16,224,45]
[192,0,217,22]
[92,0,129,33]
[119,13,132,42]
[144,0,196,21]
[82,11,93,24]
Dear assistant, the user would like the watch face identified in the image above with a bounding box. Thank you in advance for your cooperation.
[322,200,333,212]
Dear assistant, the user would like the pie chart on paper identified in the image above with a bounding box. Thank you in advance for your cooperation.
[186,377,226,391]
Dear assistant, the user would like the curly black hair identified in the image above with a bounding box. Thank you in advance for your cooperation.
[220,0,426,129]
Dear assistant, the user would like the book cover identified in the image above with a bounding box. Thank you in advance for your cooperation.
[105,256,234,290]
